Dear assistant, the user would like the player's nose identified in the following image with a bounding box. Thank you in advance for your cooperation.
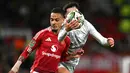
[52,23,57,27]
[52,20,57,24]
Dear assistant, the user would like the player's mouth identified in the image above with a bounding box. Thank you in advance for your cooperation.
[52,29,58,33]
[51,27,58,32]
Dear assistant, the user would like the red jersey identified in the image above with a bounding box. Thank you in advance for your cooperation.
[21,27,70,73]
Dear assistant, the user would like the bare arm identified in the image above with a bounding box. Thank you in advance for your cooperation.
[8,56,25,73]
[9,30,45,73]
[9,42,36,73]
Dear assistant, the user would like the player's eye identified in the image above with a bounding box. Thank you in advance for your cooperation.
[50,18,54,21]
[55,19,59,22]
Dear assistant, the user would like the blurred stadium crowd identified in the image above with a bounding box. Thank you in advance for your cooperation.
[0,0,130,73]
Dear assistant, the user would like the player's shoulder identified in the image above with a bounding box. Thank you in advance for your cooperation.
[83,19,95,29]
[84,19,93,26]
[37,27,50,34]
[33,27,50,39]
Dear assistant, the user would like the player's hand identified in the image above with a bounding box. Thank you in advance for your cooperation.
[8,70,17,73]
[70,48,84,57]
[65,20,80,31]
[70,20,80,29]
[66,49,84,60]
[107,38,114,47]
[75,48,84,55]
[71,51,84,58]
[69,20,80,29]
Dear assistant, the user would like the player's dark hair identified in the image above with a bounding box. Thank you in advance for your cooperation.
[51,7,65,18]
[63,2,79,12]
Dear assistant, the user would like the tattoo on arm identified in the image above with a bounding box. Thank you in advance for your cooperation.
[18,56,25,62]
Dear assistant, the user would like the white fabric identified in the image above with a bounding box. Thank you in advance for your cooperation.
[58,19,108,51]
[58,63,66,68]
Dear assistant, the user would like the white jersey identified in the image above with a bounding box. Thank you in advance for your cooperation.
[58,19,108,54]
[58,20,109,73]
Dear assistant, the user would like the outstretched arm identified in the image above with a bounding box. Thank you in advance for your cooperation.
[86,20,114,47]
[9,29,45,73]
[8,56,24,73]
[9,39,39,73]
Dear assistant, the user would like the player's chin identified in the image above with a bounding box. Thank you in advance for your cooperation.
[51,26,57,29]
[52,29,58,32]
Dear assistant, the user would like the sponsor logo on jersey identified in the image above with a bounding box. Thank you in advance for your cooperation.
[51,45,57,52]
[42,51,60,59]
[45,37,51,42]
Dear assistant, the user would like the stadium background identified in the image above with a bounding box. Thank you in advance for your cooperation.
[0,0,130,73]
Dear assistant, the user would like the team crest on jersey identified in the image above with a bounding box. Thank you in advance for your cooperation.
[51,45,58,52]
[45,37,51,42]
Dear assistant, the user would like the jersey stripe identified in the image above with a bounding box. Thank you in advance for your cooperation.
[33,30,45,40]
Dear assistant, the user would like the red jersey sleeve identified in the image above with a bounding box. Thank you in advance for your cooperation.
[60,36,70,61]
[21,29,48,59]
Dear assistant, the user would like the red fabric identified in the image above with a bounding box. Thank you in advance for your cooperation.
[21,27,70,73]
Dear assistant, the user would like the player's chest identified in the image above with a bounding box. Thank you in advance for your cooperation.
[40,34,66,52]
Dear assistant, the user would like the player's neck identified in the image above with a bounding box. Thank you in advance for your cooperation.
[53,32,58,35]
[51,28,60,35]
[52,30,58,35]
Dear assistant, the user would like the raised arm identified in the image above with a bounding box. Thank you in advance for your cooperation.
[58,20,79,42]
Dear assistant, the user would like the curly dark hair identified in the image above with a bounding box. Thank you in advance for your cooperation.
[51,7,66,18]
[63,2,79,12]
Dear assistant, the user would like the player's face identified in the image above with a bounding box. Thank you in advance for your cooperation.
[65,7,78,17]
[50,13,64,33]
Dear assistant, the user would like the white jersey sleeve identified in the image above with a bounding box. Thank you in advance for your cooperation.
[86,20,108,45]
[58,24,68,42]
[58,19,108,52]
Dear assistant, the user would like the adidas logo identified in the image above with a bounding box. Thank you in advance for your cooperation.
[45,37,51,41]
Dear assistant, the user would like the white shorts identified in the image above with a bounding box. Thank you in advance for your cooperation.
[58,58,80,73]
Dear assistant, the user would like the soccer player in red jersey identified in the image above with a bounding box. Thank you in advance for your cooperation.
[8,7,79,73]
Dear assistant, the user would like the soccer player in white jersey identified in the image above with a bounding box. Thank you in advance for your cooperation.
[57,2,114,73]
